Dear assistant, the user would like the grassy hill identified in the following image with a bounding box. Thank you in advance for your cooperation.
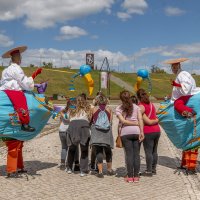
[0,67,123,99]
[113,72,200,99]
[1,66,200,100]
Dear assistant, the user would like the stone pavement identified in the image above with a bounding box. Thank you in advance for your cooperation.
[0,108,200,200]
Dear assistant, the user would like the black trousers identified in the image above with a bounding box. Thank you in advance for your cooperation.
[121,134,140,177]
[143,132,160,172]
[67,139,89,173]
[94,145,112,164]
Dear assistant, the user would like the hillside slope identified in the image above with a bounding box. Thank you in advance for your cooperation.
[0,67,123,98]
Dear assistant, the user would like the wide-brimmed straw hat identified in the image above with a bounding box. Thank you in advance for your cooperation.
[2,46,27,58]
[165,57,189,64]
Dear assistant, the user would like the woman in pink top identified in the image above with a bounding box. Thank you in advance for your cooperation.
[137,88,160,176]
[116,91,144,183]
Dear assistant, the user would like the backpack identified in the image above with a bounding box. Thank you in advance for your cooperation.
[94,107,110,131]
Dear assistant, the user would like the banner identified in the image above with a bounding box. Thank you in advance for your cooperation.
[86,53,94,69]
[101,72,108,89]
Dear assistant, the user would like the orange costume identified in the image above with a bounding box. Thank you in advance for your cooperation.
[5,140,24,174]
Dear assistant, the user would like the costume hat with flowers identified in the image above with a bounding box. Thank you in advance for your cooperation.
[2,46,27,58]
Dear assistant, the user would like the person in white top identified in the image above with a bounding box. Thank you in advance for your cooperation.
[166,58,200,118]
[0,46,42,132]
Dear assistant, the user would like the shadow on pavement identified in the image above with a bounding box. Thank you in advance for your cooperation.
[25,160,57,175]
[115,164,146,178]
[158,156,180,169]
[0,160,57,176]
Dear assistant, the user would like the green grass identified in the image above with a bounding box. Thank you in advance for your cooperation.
[113,72,200,98]
[1,66,200,100]
[0,67,123,99]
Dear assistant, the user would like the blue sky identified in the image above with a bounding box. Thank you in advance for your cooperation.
[0,0,200,74]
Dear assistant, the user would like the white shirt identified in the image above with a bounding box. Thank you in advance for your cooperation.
[59,113,69,132]
[69,110,89,122]
[171,70,200,102]
[0,63,34,91]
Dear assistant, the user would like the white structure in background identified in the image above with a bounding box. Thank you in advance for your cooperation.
[101,71,108,89]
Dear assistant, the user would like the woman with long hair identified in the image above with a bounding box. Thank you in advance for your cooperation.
[67,95,92,177]
[137,88,160,176]
[116,90,144,183]
[58,98,79,171]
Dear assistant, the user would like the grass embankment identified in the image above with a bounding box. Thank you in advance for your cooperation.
[1,66,200,100]
[0,67,123,99]
[113,72,200,99]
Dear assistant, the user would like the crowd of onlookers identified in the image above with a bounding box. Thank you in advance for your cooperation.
[58,89,160,183]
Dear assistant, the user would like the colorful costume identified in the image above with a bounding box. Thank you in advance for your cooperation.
[171,70,200,116]
[0,46,43,177]
[0,46,42,132]
[159,58,200,172]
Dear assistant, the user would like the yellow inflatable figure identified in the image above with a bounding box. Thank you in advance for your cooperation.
[84,73,94,96]
[134,76,143,92]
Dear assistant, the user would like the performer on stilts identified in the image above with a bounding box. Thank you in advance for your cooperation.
[0,46,42,177]
[166,57,200,171]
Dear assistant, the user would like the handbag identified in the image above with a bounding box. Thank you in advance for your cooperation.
[116,115,126,148]
[116,134,123,148]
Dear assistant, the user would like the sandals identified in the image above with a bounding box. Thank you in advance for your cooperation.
[182,111,196,118]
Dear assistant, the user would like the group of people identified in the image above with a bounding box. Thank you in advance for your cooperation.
[0,45,199,180]
[58,92,114,178]
[57,89,161,182]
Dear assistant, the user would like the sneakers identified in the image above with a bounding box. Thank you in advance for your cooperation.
[133,177,139,183]
[141,171,153,177]
[58,163,66,170]
[96,173,104,178]
[152,169,157,175]
[125,177,134,183]
[107,169,115,176]
[21,124,35,132]
[89,165,98,175]
[80,172,87,177]
[66,169,72,174]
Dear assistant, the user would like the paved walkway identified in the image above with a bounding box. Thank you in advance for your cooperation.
[0,109,200,200]
[110,74,133,92]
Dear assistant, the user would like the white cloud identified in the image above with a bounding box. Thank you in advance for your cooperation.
[118,0,148,20]
[165,7,186,16]
[0,0,114,29]
[56,26,88,40]
[133,46,167,58]
[2,48,128,69]
[160,51,181,57]
[132,43,200,59]
[2,42,200,74]
[117,12,131,21]
[0,32,14,47]
[175,43,200,54]
[122,0,148,14]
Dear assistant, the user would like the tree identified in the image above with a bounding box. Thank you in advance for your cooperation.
[29,64,35,67]
[42,62,53,68]
[150,65,166,73]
